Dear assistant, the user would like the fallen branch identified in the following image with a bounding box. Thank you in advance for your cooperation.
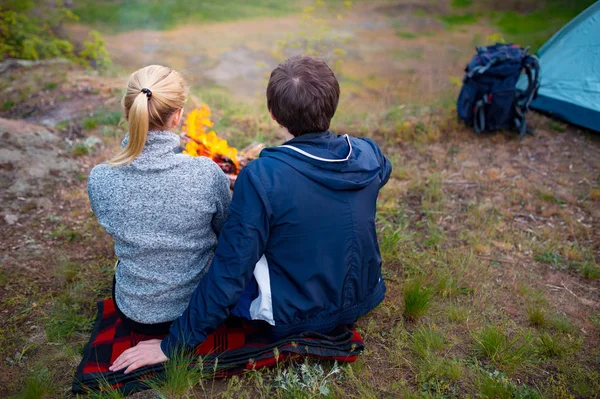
[479,256,519,264]
[443,180,480,187]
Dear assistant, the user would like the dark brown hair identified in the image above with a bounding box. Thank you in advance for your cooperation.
[266,55,340,137]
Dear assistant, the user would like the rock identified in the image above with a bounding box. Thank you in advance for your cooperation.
[0,118,77,206]
[4,214,18,225]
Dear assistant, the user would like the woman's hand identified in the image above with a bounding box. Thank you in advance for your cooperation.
[109,339,168,374]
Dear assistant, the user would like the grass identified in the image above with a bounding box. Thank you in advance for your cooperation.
[473,326,533,370]
[145,349,209,398]
[73,0,300,32]
[478,370,541,399]
[2,3,600,398]
[443,0,595,50]
[535,332,566,359]
[492,0,597,50]
[20,367,57,399]
[396,31,419,39]
[45,299,93,342]
[410,325,446,358]
[439,13,480,28]
[527,305,546,327]
[403,279,432,321]
[82,109,122,131]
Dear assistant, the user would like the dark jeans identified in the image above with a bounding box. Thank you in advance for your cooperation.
[112,276,173,335]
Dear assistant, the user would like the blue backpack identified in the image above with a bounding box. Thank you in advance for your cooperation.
[457,44,540,137]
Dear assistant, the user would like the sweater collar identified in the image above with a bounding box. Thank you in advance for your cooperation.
[121,130,181,161]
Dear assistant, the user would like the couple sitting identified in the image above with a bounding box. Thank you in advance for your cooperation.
[88,55,391,374]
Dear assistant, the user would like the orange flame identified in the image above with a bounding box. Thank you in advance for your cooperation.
[182,105,240,173]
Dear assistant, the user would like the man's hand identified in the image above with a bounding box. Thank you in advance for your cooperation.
[109,339,168,374]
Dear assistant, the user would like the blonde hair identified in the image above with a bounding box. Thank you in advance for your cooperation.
[108,65,188,167]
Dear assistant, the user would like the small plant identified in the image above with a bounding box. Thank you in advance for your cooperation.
[379,224,403,263]
[424,221,444,248]
[534,251,563,268]
[527,306,546,327]
[61,260,80,284]
[20,367,56,399]
[3,100,15,110]
[274,361,341,397]
[478,370,541,399]
[44,82,58,90]
[45,300,92,342]
[403,279,432,321]
[87,379,126,399]
[580,261,600,279]
[535,332,565,359]
[51,224,81,241]
[72,142,91,156]
[410,325,446,359]
[145,349,207,398]
[549,314,573,333]
[473,326,532,369]
[448,305,468,322]
[548,119,566,133]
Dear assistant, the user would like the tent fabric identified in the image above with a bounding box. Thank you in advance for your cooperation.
[519,2,600,132]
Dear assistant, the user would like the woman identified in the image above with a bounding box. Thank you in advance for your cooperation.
[88,65,231,334]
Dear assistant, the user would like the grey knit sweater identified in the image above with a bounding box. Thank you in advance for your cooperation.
[88,130,231,324]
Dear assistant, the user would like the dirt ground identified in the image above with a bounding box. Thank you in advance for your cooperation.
[1,1,599,398]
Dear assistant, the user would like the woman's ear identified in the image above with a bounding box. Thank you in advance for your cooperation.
[171,109,184,128]
[270,110,277,122]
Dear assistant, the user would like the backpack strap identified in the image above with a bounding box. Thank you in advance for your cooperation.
[514,53,541,138]
[474,94,491,134]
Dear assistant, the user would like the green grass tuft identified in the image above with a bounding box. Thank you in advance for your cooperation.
[44,82,58,90]
[403,279,432,321]
[473,326,532,369]
[410,325,446,358]
[3,100,15,110]
[146,349,209,398]
[87,380,126,399]
[478,370,542,399]
[527,306,546,327]
[535,332,565,359]
[20,367,56,399]
[45,300,93,342]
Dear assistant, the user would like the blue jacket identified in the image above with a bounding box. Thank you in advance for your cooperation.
[161,131,392,356]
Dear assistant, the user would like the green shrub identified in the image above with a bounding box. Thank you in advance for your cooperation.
[0,0,76,61]
[0,1,111,68]
[80,30,111,69]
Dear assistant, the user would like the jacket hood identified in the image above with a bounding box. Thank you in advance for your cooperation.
[260,131,380,191]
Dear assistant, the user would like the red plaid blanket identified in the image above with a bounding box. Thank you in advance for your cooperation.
[73,299,364,395]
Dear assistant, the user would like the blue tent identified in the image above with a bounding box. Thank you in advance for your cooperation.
[523,2,600,132]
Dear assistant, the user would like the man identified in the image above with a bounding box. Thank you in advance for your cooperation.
[111,55,391,373]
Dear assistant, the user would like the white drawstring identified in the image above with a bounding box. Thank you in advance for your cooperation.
[279,134,352,163]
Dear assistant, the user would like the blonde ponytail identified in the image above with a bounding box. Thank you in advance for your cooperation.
[108,65,188,167]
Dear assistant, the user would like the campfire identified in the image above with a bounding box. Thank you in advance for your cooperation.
[182,105,241,174]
